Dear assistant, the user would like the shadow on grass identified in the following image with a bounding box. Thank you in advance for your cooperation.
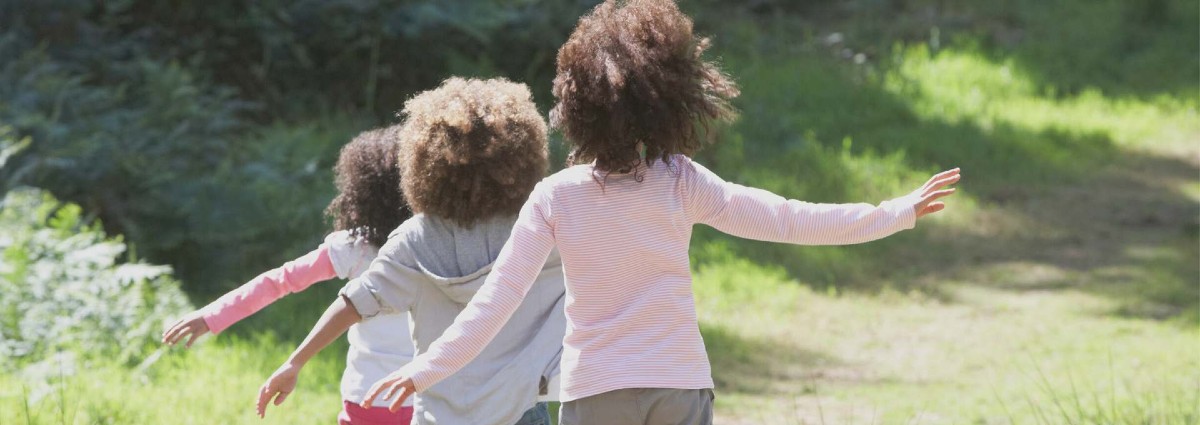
[694,0,1199,100]
[700,322,848,396]
[689,39,1199,322]
[976,0,1199,101]
[910,152,1200,321]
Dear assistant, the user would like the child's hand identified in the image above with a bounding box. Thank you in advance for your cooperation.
[911,168,960,218]
[256,363,300,418]
[162,311,210,348]
[361,370,417,413]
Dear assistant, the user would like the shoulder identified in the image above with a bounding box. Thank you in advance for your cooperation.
[529,166,590,201]
[377,215,438,268]
[669,155,720,184]
[324,230,380,279]
[541,165,593,188]
[324,230,375,255]
[387,214,426,241]
[668,154,704,175]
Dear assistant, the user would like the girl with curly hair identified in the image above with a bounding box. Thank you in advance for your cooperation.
[361,1,961,424]
[256,77,564,425]
[161,126,419,425]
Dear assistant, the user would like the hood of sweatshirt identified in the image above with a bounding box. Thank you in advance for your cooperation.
[401,213,561,304]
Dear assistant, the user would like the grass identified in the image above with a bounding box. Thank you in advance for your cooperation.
[684,7,1199,422]
[0,336,349,425]
[4,0,1198,423]
[694,247,1199,424]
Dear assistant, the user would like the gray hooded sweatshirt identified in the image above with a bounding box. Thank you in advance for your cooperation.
[340,214,566,425]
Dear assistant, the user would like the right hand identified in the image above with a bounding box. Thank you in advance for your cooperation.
[256,363,301,418]
[361,370,417,413]
[161,311,210,348]
[911,168,961,219]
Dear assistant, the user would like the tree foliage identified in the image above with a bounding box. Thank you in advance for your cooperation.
[0,187,190,371]
[0,0,597,294]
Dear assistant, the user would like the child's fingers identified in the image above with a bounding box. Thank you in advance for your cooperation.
[361,381,387,408]
[256,386,272,418]
[382,381,402,403]
[922,168,960,190]
[185,330,201,348]
[163,326,186,346]
[162,321,182,344]
[923,188,956,202]
[387,386,410,413]
[919,202,946,217]
[923,174,961,196]
[273,391,289,406]
[161,321,179,343]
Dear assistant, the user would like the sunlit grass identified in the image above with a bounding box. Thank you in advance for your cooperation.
[885,45,1200,159]
[0,335,347,425]
[693,245,1200,424]
[689,17,1198,423]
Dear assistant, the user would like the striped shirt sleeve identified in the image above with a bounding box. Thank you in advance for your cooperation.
[402,182,558,391]
[684,158,918,245]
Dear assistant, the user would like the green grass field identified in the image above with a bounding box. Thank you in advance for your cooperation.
[3,1,1197,423]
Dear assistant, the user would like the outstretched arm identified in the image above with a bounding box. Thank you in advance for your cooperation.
[686,159,959,244]
[255,295,361,418]
[162,246,338,347]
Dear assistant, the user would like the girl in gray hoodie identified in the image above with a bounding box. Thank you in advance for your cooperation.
[256,77,565,425]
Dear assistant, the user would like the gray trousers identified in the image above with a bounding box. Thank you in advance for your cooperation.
[560,388,714,425]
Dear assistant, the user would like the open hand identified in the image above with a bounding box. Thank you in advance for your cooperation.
[361,370,416,413]
[162,311,210,348]
[912,168,960,218]
[256,363,300,418]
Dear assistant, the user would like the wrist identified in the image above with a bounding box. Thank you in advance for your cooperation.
[198,314,222,335]
[284,355,309,369]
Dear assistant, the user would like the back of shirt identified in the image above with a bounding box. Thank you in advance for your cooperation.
[394,154,917,403]
[342,214,566,425]
[324,230,418,408]
[547,160,712,399]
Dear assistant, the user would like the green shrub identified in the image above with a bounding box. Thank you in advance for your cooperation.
[0,188,190,371]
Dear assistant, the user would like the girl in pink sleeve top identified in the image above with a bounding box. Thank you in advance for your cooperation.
[197,230,376,336]
[363,1,959,423]
[162,127,418,424]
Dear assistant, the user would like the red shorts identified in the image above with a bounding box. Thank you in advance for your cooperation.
[338,400,414,425]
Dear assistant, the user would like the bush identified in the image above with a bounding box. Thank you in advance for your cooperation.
[0,187,190,370]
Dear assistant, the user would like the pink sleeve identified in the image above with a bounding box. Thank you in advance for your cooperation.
[401,183,557,391]
[684,158,917,245]
[201,245,338,334]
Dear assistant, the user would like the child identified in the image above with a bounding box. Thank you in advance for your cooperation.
[161,126,419,424]
[256,77,565,425]
[360,1,961,424]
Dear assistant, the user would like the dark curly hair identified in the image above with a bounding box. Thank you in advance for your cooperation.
[398,77,548,227]
[550,0,740,173]
[325,125,411,248]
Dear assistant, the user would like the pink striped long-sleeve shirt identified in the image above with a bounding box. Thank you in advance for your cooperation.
[399,155,918,402]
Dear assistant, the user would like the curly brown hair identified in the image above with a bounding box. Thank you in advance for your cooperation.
[325,125,411,248]
[398,77,548,227]
[550,0,740,173]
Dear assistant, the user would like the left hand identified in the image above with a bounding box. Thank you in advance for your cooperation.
[256,363,300,418]
[361,370,417,412]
